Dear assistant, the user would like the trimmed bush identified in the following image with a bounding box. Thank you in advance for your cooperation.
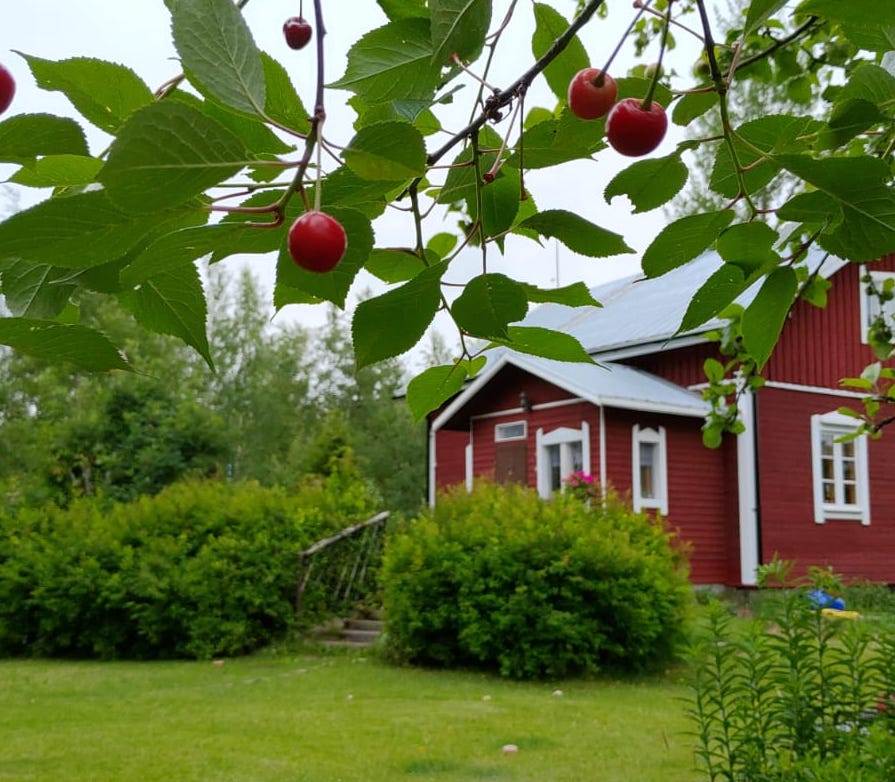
[0,474,379,659]
[381,482,691,680]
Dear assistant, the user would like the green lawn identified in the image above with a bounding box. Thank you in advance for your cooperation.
[0,650,699,782]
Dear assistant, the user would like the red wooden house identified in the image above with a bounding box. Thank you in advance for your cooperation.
[429,251,895,586]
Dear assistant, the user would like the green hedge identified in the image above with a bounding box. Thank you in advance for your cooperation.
[381,482,692,680]
[0,475,378,659]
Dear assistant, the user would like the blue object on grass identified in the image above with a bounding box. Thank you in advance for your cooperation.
[807,589,846,610]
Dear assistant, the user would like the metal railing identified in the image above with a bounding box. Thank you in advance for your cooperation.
[294,511,389,624]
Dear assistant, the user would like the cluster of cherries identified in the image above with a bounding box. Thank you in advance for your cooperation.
[567,67,667,157]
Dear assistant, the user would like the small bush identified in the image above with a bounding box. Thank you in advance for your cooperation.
[380,481,691,680]
[0,473,380,660]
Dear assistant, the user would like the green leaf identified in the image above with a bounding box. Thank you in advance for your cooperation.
[275,208,375,309]
[604,154,688,214]
[452,273,528,339]
[741,267,797,368]
[1,261,76,319]
[171,0,266,115]
[836,63,895,111]
[436,126,502,204]
[427,232,458,258]
[680,264,748,333]
[121,224,250,286]
[119,262,212,368]
[716,222,780,275]
[352,262,448,368]
[817,99,883,149]
[519,281,601,307]
[330,18,442,104]
[796,0,895,28]
[671,91,718,126]
[776,191,843,226]
[406,363,468,421]
[516,210,634,258]
[364,248,428,283]
[260,52,310,136]
[0,114,89,164]
[99,101,247,214]
[774,154,895,262]
[378,0,428,20]
[642,210,735,278]
[703,357,725,383]
[743,0,789,36]
[492,326,595,363]
[19,54,154,134]
[509,108,606,169]
[0,191,192,269]
[344,121,427,181]
[8,154,103,188]
[430,0,492,64]
[0,318,130,371]
[467,168,522,240]
[531,3,589,104]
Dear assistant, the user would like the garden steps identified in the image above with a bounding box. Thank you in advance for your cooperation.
[312,613,385,649]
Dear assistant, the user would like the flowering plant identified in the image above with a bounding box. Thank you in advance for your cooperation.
[563,471,599,503]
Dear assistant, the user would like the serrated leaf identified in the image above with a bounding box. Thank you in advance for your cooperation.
[836,63,895,111]
[275,208,375,309]
[120,262,213,367]
[427,232,458,258]
[344,121,427,180]
[330,18,442,104]
[171,0,266,115]
[680,264,749,333]
[744,0,789,36]
[430,0,492,64]
[492,326,595,363]
[741,267,797,368]
[406,363,468,420]
[716,222,780,275]
[604,154,688,214]
[467,168,521,240]
[672,90,718,126]
[452,273,528,339]
[0,114,89,164]
[261,52,310,136]
[436,126,502,204]
[777,191,843,226]
[365,248,428,283]
[642,210,735,277]
[0,190,192,269]
[796,0,895,28]
[352,262,448,368]
[817,99,883,149]
[516,210,633,258]
[1,261,76,319]
[377,0,428,20]
[509,108,606,169]
[19,53,154,134]
[99,101,247,214]
[8,154,103,188]
[531,3,589,104]
[774,154,895,262]
[520,281,601,307]
[0,318,130,371]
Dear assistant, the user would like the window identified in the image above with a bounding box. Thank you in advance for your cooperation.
[536,424,590,498]
[632,425,667,514]
[811,412,870,524]
[495,421,526,441]
[859,267,895,344]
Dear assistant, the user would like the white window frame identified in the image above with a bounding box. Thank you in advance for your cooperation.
[810,411,870,525]
[535,423,591,499]
[632,425,668,514]
[859,266,895,345]
[494,421,527,442]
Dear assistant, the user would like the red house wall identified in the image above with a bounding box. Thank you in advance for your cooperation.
[756,386,895,582]
[434,428,469,491]
[626,342,717,388]
[602,408,733,584]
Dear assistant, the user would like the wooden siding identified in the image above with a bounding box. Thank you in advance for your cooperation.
[756,386,895,583]
[434,429,468,491]
[602,408,733,584]
[625,342,718,388]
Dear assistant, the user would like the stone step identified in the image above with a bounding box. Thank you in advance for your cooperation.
[341,627,381,644]
[344,618,384,632]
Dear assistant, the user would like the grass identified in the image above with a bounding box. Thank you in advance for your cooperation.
[0,648,699,782]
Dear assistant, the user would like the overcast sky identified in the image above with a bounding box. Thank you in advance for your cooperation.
[2,1,710,356]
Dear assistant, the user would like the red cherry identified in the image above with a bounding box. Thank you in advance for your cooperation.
[605,97,668,157]
[288,211,347,273]
[283,17,313,50]
[0,64,15,116]
[567,68,618,120]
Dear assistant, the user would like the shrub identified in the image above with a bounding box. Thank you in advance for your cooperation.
[0,474,380,659]
[688,566,895,782]
[380,481,691,680]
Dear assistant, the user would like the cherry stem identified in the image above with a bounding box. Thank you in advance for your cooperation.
[634,1,705,44]
[451,53,500,94]
[642,0,673,110]
[599,0,651,86]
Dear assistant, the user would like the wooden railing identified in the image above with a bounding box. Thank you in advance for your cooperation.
[294,511,390,624]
